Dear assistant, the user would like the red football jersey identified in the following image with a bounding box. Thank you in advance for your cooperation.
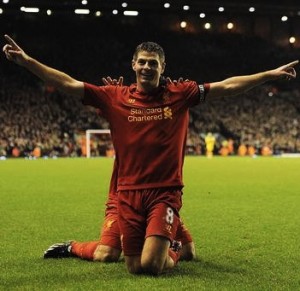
[83,81,208,191]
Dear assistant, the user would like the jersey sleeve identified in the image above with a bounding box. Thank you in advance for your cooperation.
[82,82,111,109]
[183,81,210,107]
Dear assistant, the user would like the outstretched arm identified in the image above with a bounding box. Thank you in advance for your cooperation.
[207,60,298,99]
[2,34,84,97]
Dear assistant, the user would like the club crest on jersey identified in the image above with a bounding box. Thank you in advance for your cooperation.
[163,107,172,119]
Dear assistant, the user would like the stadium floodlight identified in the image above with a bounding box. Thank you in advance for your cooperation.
[123,10,138,16]
[180,21,187,28]
[74,9,90,14]
[20,7,39,13]
[289,36,296,44]
[227,22,234,30]
[86,129,111,158]
[0,8,3,14]
[204,22,211,30]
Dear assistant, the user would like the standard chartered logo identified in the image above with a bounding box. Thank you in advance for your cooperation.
[128,107,173,122]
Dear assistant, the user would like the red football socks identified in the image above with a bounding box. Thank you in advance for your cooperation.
[71,241,99,260]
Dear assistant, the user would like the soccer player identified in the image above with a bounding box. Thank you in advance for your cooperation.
[3,35,297,275]
[44,77,196,262]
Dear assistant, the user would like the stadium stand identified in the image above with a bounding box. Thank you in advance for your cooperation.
[1,18,299,157]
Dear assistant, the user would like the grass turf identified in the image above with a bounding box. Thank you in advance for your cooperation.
[0,157,299,290]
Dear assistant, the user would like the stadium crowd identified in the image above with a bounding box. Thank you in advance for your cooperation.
[1,20,299,158]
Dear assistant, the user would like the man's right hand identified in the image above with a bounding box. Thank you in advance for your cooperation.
[2,35,29,66]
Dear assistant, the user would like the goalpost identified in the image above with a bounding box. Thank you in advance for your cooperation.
[85,129,111,158]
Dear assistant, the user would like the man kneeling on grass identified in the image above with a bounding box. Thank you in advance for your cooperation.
[3,35,297,275]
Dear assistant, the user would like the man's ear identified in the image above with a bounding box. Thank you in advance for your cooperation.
[161,62,166,74]
[132,59,136,71]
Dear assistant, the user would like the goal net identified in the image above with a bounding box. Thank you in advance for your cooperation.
[85,129,114,158]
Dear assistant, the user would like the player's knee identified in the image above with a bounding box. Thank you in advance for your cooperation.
[141,256,163,275]
[127,264,143,274]
[125,257,143,274]
[180,243,196,261]
[181,249,196,261]
[93,247,121,262]
[93,252,118,262]
[141,236,171,274]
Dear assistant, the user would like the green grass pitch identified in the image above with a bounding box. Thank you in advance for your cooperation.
[0,157,299,290]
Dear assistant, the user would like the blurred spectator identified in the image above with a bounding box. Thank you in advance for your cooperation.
[247,145,256,157]
[219,140,230,157]
[238,143,247,157]
[261,145,273,156]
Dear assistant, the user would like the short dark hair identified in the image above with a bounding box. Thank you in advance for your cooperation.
[133,42,165,63]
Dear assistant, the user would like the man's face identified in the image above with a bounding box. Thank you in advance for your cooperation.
[132,51,165,92]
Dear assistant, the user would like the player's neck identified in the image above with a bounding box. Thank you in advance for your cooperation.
[136,83,159,95]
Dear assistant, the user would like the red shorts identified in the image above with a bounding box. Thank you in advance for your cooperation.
[118,187,182,256]
[175,219,193,245]
[104,192,118,216]
[99,212,122,250]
